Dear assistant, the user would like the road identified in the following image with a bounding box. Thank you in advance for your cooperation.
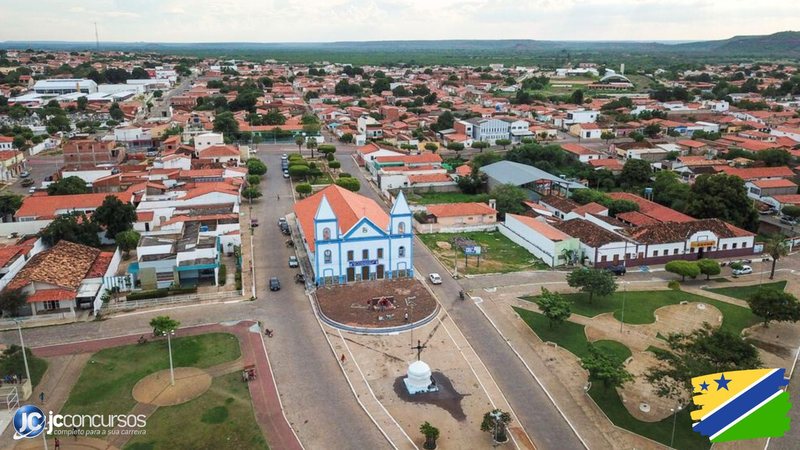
[4,154,63,195]
[334,148,587,450]
[146,73,196,121]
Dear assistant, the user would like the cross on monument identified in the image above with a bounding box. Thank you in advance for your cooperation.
[411,340,427,361]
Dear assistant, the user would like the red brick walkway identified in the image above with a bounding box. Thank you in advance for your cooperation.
[32,321,303,450]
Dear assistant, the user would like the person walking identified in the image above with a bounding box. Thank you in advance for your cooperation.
[340,353,346,363]
[54,437,60,449]
[39,392,44,404]
[73,426,78,440]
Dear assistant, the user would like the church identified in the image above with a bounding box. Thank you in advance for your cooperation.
[293,184,413,285]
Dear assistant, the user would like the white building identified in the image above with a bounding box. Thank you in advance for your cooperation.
[294,185,414,285]
[33,79,98,95]
[195,132,225,151]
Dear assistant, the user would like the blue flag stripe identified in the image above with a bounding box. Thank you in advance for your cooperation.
[692,369,788,438]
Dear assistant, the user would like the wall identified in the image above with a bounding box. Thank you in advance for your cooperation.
[499,221,559,267]
[0,220,51,235]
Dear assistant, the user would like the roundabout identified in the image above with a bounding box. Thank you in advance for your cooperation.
[132,367,213,407]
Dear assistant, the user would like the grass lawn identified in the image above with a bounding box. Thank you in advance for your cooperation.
[513,307,709,449]
[419,231,548,274]
[521,289,759,334]
[407,191,490,205]
[0,347,48,387]
[124,372,268,450]
[61,333,240,421]
[706,280,787,301]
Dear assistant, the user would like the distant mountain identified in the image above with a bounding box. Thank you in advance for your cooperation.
[673,31,800,56]
[2,32,799,59]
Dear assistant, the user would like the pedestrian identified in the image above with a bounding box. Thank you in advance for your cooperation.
[39,392,44,404]
[73,426,78,440]
[340,353,346,363]
[404,312,409,322]
[54,437,60,449]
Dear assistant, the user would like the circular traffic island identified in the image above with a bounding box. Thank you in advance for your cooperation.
[132,367,212,406]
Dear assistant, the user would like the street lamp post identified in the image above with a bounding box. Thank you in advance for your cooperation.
[670,404,683,449]
[167,330,175,386]
[619,281,628,333]
[14,321,31,386]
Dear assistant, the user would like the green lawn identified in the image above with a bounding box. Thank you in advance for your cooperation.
[61,333,241,420]
[124,373,268,450]
[0,347,48,387]
[522,289,760,334]
[419,231,549,274]
[513,307,710,449]
[706,280,787,301]
[407,191,490,205]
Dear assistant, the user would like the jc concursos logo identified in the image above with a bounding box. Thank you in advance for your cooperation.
[13,405,46,439]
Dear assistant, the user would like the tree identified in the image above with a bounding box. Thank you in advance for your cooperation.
[446,142,464,154]
[471,151,502,169]
[328,160,341,171]
[318,144,336,158]
[495,139,512,150]
[696,259,721,280]
[646,324,761,400]
[424,142,438,152]
[246,158,267,176]
[335,177,361,192]
[246,174,261,186]
[339,133,353,144]
[566,268,617,303]
[130,67,150,79]
[665,260,700,281]
[109,102,125,121]
[601,131,616,143]
[471,141,490,153]
[764,234,789,280]
[76,96,88,111]
[747,289,800,328]
[434,111,454,131]
[242,186,262,200]
[93,195,137,239]
[295,183,312,197]
[643,123,662,138]
[537,288,571,328]
[582,344,634,390]
[40,212,101,247]
[288,165,309,179]
[782,205,800,219]
[489,184,526,216]
[420,422,440,450]
[150,316,180,337]
[294,135,305,154]
[686,174,759,231]
[620,159,652,187]
[480,409,512,443]
[306,137,318,158]
[0,194,23,222]
[0,288,28,317]
[569,89,584,105]
[212,111,239,136]
[47,176,88,195]
[115,230,140,259]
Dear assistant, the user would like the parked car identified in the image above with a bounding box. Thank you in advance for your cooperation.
[20,178,34,187]
[269,277,281,291]
[428,273,443,284]
[780,216,797,225]
[732,265,753,276]
[249,148,258,154]
[288,256,299,268]
[283,170,290,179]
[281,154,288,160]
[278,217,287,227]
[19,171,30,178]
[605,264,626,276]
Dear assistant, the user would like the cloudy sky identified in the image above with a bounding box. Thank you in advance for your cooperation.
[1,0,798,43]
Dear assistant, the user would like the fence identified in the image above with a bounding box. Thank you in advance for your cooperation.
[102,290,243,312]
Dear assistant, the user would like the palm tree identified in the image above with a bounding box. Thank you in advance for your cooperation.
[306,137,318,159]
[419,422,440,449]
[294,135,305,154]
[481,409,512,443]
[765,234,789,280]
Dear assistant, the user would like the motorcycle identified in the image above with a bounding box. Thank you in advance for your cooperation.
[459,290,465,301]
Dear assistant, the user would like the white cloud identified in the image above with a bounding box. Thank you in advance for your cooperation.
[1,0,798,42]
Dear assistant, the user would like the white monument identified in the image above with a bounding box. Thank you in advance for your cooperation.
[403,340,438,395]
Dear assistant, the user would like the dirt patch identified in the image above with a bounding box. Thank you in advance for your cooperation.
[132,367,212,406]
[316,278,438,328]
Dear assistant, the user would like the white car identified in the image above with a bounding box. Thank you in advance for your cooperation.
[249,148,258,154]
[283,170,290,179]
[732,265,753,276]
[281,154,288,160]
[428,273,442,284]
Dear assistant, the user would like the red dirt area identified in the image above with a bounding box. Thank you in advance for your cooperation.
[316,278,438,328]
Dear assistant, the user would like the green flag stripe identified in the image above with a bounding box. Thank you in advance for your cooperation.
[710,392,792,443]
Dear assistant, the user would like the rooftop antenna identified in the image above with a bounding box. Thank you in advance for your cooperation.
[94,21,100,52]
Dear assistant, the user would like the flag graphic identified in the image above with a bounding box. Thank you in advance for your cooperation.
[690,368,792,443]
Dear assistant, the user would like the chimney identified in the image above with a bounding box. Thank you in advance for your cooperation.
[489,199,497,210]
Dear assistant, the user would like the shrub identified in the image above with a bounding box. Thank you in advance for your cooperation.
[218,264,227,286]
[667,280,681,291]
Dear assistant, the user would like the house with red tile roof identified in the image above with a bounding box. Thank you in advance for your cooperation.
[14,192,133,221]
[500,213,580,267]
[197,144,241,165]
[4,240,120,316]
[560,143,603,163]
[415,202,498,234]
[294,185,413,284]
